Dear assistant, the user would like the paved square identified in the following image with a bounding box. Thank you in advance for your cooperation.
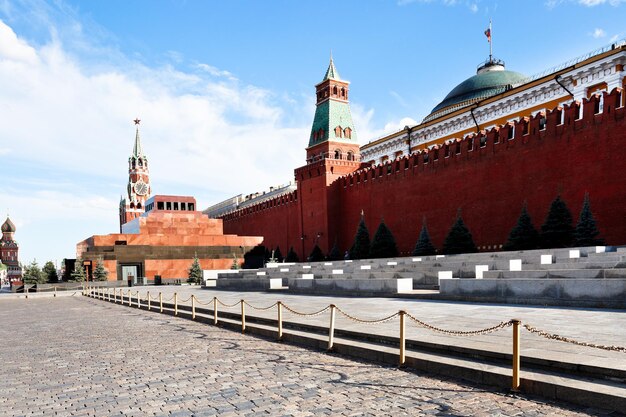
[0,297,611,416]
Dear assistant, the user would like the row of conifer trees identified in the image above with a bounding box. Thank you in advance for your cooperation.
[252,193,603,264]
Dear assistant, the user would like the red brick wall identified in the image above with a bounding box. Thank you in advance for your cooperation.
[222,90,626,257]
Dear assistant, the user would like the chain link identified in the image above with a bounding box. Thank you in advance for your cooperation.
[243,301,278,311]
[282,304,330,317]
[335,306,399,324]
[523,324,626,353]
[406,313,513,336]
[193,298,212,306]
[216,299,241,308]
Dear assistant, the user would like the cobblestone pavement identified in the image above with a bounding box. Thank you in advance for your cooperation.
[0,297,613,417]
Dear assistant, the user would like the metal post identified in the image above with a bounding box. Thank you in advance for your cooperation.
[328,304,336,351]
[241,300,246,333]
[147,291,151,311]
[399,310,406,366]
[174,292,178,316]
[191,295,196,320]
[54,286,57,297]
[25,287,28,299]
[213,297,218,325]
[512,319,521,391]
[159,292,163,313]
[277,301,283,341]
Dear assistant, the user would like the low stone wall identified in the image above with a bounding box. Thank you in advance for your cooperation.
[439,278,626,308]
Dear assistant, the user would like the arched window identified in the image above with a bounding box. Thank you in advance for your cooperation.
[335,126,342,138]
[341,88,345,97]
[130,202,135,209]
[344,127,352,139]
[313,131,318,141]
[347,151,354,161]
[137,203,142,209]
[333,86,338,95]
[334,149,341,159]
[138,159,143,167]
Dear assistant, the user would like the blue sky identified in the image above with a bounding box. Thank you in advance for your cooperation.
[0,0,624,268]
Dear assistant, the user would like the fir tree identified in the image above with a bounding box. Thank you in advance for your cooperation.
[42,261,59,283]
[274,246,284,263]
[412,221,436,256]
[70,259,87,282]
[442,212,477,255]
[187,256,203,285]
[308,244,324,262]
[369,220,399,259]
[574,193,604,246]
[502,204,539,251]
[540,195,574,248]
[23,260,46,285]
[349,214,371,260]
[285,246,299,262]
[327,240,341,261]
[93,259,109,281]
[230,254,241,270]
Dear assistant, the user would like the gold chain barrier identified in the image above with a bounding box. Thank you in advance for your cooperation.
[82,288,626,393]
[523,324,626,353]
[405,313,514,336]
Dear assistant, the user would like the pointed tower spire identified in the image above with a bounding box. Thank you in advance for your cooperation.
[132,118,143,158]
[323,53,340,81]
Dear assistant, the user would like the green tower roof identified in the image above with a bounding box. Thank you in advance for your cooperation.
[323,56,340,81]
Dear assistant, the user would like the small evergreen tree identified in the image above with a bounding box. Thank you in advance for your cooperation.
[23,260,46,284]
[92,259,109,281]
[369,220,399,259]
[442,212,477,255]
[574,193,604,247]
[540,195,574,248]
[274,246,284,263]
[187,256,203,285]
[42,261,59,283]
[308,244,324,262]
[285,246,299,263]
[412,221,436,256]
[349,215,371,260]
[230,254,241,270]
[503,204,539,251]
[327,240,341,261]
[70,258,87,282]
[264,247,272,262]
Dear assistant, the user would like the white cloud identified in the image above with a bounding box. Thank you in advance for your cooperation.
[579,0,625,5]
[591,28,606,38]
[469,3,479,12]
[195,63,238,81]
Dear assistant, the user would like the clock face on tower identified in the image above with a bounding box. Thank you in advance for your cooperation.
[134,181,149,196]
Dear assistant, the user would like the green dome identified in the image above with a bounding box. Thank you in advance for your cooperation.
[429,64,526,117]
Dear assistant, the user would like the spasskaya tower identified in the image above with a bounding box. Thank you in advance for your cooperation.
[119,119,151,232]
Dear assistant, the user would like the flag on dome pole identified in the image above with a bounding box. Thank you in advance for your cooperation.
[485,20,493,61]
[484,24,491,43]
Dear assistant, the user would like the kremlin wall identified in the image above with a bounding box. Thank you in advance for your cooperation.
[208,42,626,260]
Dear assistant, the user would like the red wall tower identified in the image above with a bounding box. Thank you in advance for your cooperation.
[295,57,363,257]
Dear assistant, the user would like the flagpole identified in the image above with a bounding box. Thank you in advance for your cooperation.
[489,19,493,62]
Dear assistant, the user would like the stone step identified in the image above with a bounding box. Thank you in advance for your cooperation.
[481,269,626,279]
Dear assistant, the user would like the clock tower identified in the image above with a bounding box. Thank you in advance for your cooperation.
[119,119,151,232]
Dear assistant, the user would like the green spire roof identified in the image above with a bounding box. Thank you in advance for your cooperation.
[323,56,340,81]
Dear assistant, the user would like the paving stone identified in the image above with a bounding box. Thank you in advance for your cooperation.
[0,297,609,416]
